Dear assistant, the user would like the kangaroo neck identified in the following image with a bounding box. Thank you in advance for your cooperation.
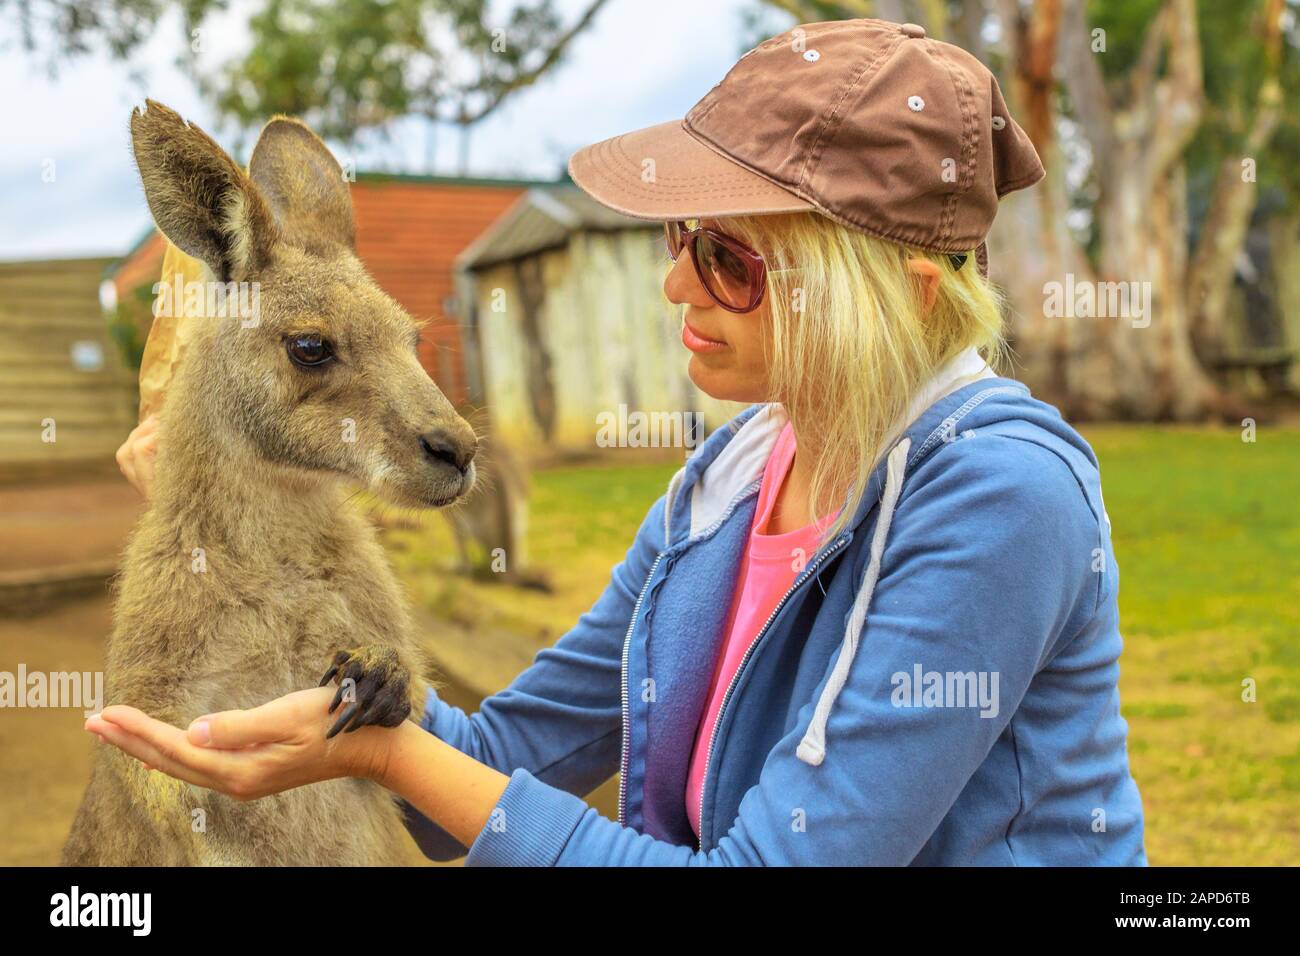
[148,391,347,563]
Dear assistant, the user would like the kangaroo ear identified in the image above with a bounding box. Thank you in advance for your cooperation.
[248,117,355,253]
[129,100,276,282]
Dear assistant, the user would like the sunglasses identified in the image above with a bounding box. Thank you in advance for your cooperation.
[665,220,972,315]
[664,220,767,313]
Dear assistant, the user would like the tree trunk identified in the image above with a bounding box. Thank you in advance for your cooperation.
[1013,0,1217,419]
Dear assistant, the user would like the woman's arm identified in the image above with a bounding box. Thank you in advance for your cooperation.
[439,434,1114,865]
[376,720,509,847]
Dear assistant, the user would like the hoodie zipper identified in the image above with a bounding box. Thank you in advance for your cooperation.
[617,552,664,826]
[695,534,849,850]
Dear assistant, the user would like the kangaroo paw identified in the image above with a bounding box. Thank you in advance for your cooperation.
[317,645,411,738]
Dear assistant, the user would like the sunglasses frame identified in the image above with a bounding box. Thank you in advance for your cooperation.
[664,220,768,314]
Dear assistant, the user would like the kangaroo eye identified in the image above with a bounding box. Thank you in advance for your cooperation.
[286,333,334,368]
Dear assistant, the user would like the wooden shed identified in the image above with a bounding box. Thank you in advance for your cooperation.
[456,186,744,459]
[0,257,136,477]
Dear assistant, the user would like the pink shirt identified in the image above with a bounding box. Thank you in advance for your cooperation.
[685,422,838,837]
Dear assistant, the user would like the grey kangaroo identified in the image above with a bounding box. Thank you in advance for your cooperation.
[62,101,477,865]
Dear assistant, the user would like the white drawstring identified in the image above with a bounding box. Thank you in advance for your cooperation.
[796,437,911,767]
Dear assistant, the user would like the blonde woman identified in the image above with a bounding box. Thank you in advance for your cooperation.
[94,18,1146,865]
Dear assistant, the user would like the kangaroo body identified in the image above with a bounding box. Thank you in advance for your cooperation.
[62,383,420,865]
[62,102,477,866]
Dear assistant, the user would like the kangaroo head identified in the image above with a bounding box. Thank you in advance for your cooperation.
[129,100,477,508]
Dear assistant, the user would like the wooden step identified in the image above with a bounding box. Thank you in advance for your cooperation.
[0,406,131,429]
[0,364,129,387]
[0,395,134,421]
[0,257,115,276]
[0,310,115,331]
[0,429,125,462]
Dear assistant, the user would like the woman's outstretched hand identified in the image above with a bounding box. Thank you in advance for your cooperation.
[84,687,392,801]
[88,686,511,847]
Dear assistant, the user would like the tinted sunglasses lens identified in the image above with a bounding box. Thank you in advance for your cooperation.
[694,232,753,310]
[664,221,684,260]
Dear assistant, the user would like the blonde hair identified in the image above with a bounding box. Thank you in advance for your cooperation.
[720,211,1007,547]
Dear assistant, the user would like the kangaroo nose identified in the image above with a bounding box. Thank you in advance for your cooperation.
[420,427,477,473]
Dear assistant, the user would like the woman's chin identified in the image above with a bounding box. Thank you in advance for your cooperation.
[687,355,764,404]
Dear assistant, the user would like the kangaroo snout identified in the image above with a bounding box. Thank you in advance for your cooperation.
[420,426,477,474]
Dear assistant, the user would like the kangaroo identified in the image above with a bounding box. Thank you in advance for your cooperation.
[62,101,478,865]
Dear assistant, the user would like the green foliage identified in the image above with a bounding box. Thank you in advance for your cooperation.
[2,0,201,60]
[203,0,437,139]
[8,0,605,143]
[1085,0,1300,211]
[105,282,155,372]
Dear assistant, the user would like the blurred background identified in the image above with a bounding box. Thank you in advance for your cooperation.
[0,0,1297,866]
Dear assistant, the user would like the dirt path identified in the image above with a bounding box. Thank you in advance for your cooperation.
[0,595,110,865]
[0,477,141,576]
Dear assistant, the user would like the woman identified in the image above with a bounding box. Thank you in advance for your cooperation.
[93,18,1146,865]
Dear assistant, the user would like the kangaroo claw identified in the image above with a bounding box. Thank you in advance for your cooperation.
[317,645,410,739]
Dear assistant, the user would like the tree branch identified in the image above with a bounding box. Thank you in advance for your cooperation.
[1057,0,1115,166]
[1143,0,1204,192]
[452,0,612,126]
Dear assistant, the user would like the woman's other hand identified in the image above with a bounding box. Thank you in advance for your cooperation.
[116,414,160,501]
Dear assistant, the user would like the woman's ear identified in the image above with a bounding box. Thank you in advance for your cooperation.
[906,258,943,315]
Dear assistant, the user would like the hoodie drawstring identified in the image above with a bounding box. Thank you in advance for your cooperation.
[796,436,911,767]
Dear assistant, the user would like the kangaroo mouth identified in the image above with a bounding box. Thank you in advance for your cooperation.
[375,458,476,510]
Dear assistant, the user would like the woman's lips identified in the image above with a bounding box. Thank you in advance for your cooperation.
[682,320,728,353]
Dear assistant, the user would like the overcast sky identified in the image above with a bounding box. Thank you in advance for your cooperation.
[0,0,785,261]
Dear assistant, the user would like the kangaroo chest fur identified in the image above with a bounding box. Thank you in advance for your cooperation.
[65,489,424,866]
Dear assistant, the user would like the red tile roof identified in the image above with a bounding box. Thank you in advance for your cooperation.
[352,177,529,404]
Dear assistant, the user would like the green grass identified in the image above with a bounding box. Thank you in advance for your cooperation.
[1081,425,1300,865]
[386,427,1300,866]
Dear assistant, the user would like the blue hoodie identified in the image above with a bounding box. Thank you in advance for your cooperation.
[402,353,1147,865]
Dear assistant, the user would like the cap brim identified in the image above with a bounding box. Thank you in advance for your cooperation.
[568,120,813,222]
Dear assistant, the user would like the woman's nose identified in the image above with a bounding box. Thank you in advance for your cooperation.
[664,252,713,308]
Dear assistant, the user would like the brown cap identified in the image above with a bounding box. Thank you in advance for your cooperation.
[569,19,1044,273]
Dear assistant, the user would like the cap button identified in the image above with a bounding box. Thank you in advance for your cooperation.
[900,23,926,38]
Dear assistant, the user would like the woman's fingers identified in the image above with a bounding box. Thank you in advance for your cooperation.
[115,415,160,500]
[114,432,139,490]
[134,433,158,493]
[187,690,323,749]
[86,712,222,791]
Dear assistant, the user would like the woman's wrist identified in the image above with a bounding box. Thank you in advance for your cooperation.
[336,718,404,785]
[363,715,511,847]
[359,718,410,787]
